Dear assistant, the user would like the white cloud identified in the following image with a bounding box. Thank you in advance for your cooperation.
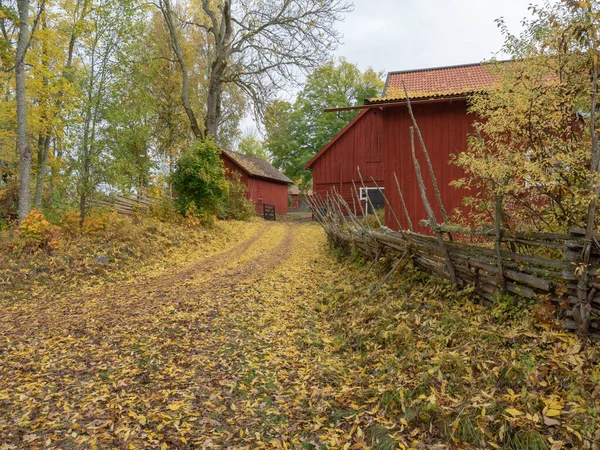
[334,0,551,73]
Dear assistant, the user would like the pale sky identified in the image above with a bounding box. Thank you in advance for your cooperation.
[334,0,542,74]
[241,0,550,139]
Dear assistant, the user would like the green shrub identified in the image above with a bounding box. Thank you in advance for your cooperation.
[220,172,255,221]
[170,139,229,219]
[149,196,180,223]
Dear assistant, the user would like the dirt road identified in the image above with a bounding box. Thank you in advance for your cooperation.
[0,221,373,449]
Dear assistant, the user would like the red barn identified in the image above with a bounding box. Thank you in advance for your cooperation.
[368,63,497,232]
[221,150,292,215]
[289,185,302,209]
[305,108,385,214]
[306,62,499,231]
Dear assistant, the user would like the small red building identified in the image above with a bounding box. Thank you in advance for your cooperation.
[289,185,302,209]
[221,150,292,215]
[306,62,498,231]
[305,108,385,214]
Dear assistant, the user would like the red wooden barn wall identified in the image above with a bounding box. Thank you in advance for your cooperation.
[310,109,385,213]
[290,194,301,209]
[383,100,475,233]
[221,155,289,215]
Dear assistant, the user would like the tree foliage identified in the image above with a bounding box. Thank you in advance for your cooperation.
[170,139,229,218]
[237,134,269,160]
[265,59,384,185]
[159,0,352,139]
[455,1,600,232]
[220,171,255,220]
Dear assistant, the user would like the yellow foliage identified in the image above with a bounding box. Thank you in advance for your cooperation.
[454,3,600,232]
[17,209,61,252]
[0,221,597,448]
[58,207,120,235]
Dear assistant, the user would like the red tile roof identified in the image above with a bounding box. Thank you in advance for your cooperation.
[369,62,501,104]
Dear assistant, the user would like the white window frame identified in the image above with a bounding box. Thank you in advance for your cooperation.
[359,187,384,201]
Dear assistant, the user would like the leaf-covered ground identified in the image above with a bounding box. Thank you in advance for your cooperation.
[1,220,599,449]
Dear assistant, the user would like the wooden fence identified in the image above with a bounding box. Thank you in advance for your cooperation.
[93,193,163,216]
[308,83,600,338]
[309,195,600,338]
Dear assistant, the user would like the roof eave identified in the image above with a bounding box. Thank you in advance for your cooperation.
[221,150,292,185]
[365,93,472,106]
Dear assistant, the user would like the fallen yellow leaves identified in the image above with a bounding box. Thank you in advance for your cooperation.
[0,219,599,448]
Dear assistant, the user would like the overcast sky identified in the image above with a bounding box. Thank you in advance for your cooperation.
[333,0,545,74]
[241,0,551,139]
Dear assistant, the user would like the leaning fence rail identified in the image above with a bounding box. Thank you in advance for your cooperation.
[92,193,164,216]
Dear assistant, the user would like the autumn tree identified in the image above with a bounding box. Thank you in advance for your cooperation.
[159,0,352,140]
[69,0,146,223]
[455,1,600,232]
[265,59,384,184]
[0,0,46,221]
[237,133,268,160]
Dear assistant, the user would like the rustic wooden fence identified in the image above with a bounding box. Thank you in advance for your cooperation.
[308,83,600,338]
[309,194,600,338]
[93,193,163,216]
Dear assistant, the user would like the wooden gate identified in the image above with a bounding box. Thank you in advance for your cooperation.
[263,204,276,221]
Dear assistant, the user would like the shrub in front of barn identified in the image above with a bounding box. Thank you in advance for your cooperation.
[220,172,255,221]
[171,139,229,225]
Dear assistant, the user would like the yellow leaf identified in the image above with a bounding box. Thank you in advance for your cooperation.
[505,408,523,417]
[545,409,561,417]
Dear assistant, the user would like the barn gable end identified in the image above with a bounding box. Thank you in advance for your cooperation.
[305,108,385,215]
[221,150,292,216]
[306,62,501,228]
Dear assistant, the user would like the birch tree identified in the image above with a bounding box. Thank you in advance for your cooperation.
[1,0,44,221]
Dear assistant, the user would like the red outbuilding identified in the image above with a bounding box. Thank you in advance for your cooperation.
[221,150,292,216]
[305,108,385,214]
[306,62,499,232]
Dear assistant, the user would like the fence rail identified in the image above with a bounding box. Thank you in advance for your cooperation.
[308,194,600,338]
[92,193,164,216]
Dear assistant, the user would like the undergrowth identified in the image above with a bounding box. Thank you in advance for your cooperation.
[317,249,600,449]
[0,208,259,304]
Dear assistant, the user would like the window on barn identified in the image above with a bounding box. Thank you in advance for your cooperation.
[359,187,385,214]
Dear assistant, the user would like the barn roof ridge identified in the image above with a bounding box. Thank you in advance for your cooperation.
[384,60,507,76]
[221,149,292,184]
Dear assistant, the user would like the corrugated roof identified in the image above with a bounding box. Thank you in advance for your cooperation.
[369,62,501,104]
[222,150,292,184]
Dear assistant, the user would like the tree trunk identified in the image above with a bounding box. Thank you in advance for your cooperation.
[206,63,225,138]
[16,0,31,223]
[48,137,59,204]
[79,190,87,227]
[159,0,204,139]
[202,0,232,140]
[34,135,50,209]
